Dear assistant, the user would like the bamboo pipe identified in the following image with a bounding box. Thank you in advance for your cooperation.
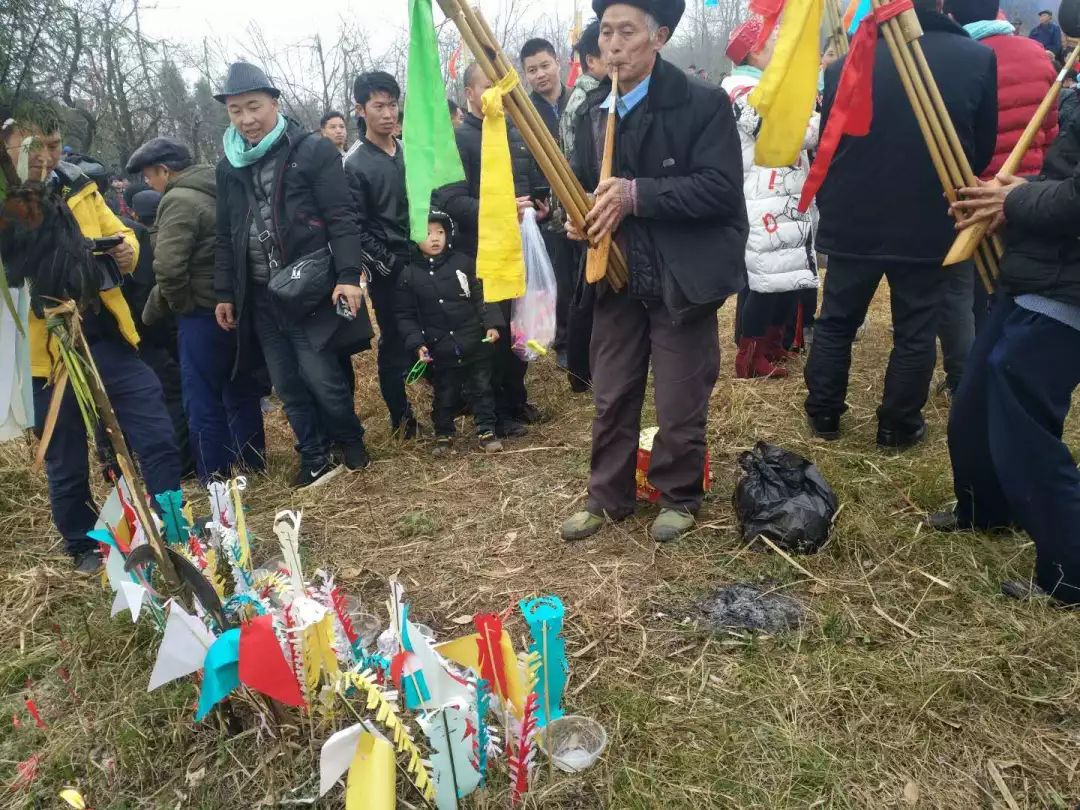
[586,70,619,284]
[438,0,628,286]
[944,39,1080,266]
[874,0,995,291]
[467,4,628,286]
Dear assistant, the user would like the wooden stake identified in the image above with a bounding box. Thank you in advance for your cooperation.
[945,39,1080,266]
[585,69,618,285]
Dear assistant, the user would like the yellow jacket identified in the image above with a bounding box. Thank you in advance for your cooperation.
[30,166,141,377]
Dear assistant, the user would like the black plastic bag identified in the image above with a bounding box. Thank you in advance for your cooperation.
[733,442,838,554]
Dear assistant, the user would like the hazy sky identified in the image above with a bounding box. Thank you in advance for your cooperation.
[139,0,584,53]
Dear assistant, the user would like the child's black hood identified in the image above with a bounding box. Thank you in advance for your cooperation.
[412,208,458,267]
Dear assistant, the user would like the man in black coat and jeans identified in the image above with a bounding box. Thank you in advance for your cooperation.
[214,62,373,488]
[804,0,997,449]
[434,62,549,438]
[560,0,748,544]
[933,124,1080,605]
[344,71,418,439]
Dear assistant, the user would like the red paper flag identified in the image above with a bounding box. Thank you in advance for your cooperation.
[474,613,509,699]
[238,615,305,707]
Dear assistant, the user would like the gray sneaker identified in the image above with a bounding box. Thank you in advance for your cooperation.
[560,511,604,541]
[74,549,103,575]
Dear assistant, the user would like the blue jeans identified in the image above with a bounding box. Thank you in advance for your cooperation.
[32,338,180,557]
[251,287,364,466]
[948,295,1080,604]
[178,309,265,483]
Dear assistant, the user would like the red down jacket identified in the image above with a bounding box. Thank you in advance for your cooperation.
[980,34,1058,180]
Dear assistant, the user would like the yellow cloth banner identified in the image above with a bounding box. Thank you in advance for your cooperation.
[747,0,822,167]
[476,72,526,303]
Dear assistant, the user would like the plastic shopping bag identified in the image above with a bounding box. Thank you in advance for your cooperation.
[733,441,838,554]
[510,208,557,361]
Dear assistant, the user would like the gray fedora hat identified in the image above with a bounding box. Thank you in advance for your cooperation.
[214,61,281,103]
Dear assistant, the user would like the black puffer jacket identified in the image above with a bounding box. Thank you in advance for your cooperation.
[395,212,498,366]
[1000,149,1080,306]
[572,54,748,322]
[433,112,545,256]
[815,10,997,263]
[214,119,367,371]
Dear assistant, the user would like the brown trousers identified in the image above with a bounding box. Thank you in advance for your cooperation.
[587,292,720,518]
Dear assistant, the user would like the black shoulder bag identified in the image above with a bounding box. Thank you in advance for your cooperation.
[246,183,335,318]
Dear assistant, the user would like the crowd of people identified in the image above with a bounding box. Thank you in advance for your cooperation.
[2,0,1079,607]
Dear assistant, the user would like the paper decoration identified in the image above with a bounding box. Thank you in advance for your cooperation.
[300,607,341,693]
[110,581,147,623]
[419,704,483,810]
[148,600,217,691]
[0,283,32,442]
[239,614,304,706]
[508,692,539,806]
[319,723,366,796]
[58,788,87,809]
[345,731,396,810]
[475,679,492,781]
[436,623,528,719]
[154,490,189,545]
[387,597,470,711]
[229,478,251,568]
[195,628,240,721]
[338,671,436,803]
[272,510,305,596]
[319,722,396,809]
[519,596,568,727]
[92,482,134,552]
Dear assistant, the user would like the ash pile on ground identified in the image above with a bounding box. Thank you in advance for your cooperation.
[695,584,805,634]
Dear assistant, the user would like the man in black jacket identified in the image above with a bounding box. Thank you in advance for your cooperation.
[344,71,418,439]
[560,0,748,544]
[213,62,372,488]
[434,62,549,437]
[804,0,998,449]
[933,130,1080,605]
[521,37,578,368]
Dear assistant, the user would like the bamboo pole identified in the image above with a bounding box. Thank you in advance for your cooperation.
[873,0,995,291]
[436,0,628,288]
[944,39,1080,266]
[585,70,618,284]
[50,304,180,588]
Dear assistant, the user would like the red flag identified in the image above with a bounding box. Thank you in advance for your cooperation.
[567,58,581,89]
[448,45,462,80]
[238,615,305,707]
[474,613,509,699]
[799,0,913,212]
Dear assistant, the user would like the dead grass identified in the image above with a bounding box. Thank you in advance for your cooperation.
[3,287,1080,809]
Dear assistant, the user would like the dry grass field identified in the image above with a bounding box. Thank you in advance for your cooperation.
[2,287,1079,809]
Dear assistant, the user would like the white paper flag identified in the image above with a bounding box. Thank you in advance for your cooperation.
[147,600,217,691]
[111,580,148,622]
[318,723,365,796]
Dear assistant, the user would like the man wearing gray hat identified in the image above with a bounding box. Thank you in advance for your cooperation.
[213,61,372,488]
[127,135,266,485]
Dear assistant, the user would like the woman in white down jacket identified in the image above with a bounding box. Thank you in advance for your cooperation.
[721,19,820,379]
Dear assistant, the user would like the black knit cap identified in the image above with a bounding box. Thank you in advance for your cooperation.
[591,0,686,33]
[214,61,281,103]
[125,136,193,174]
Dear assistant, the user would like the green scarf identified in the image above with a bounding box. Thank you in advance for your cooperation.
[223,113,287,168]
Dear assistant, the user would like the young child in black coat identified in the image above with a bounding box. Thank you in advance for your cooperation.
[396,210,502,455]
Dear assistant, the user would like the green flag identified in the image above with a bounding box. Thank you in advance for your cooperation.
[403,0,465,242]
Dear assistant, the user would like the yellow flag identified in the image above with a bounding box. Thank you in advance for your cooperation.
[435,629,529,719]
[747,0,822,167]
[476,72,526,303]
[345,733,396,810]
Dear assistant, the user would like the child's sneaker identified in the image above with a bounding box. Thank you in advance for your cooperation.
[478,432,503,453]
[432,437,452,457]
